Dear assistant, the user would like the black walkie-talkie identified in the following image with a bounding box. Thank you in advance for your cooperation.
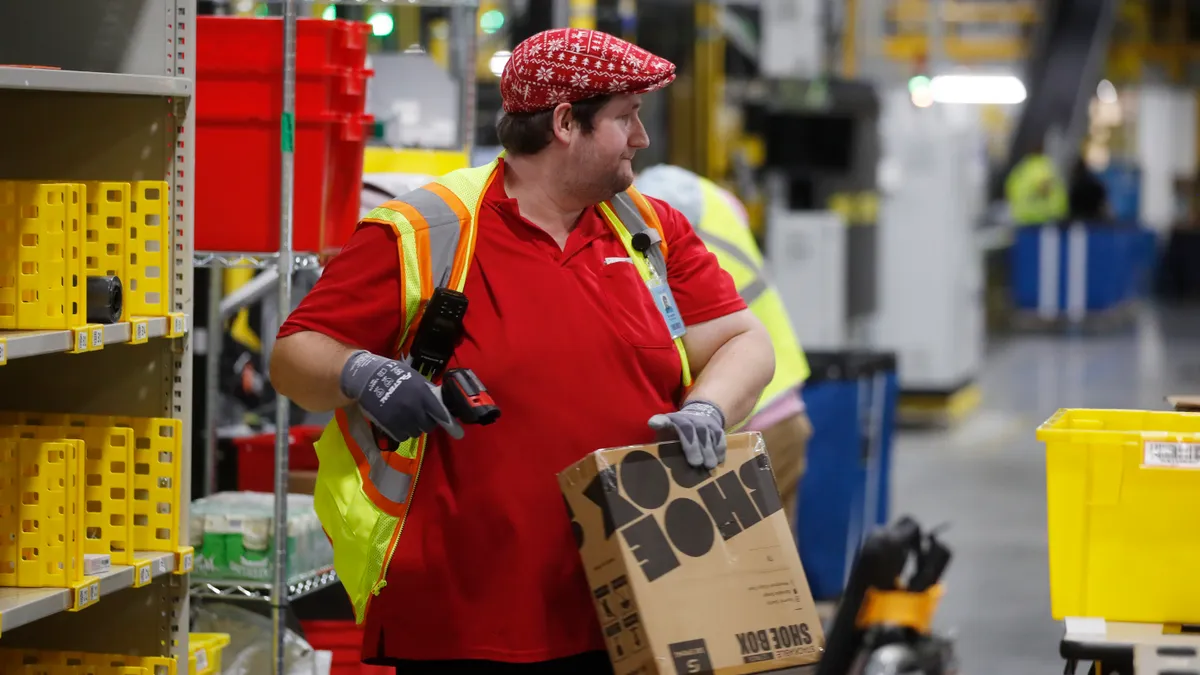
[409,288,470,378]
[409,288,500,426]
[370,288,498,452]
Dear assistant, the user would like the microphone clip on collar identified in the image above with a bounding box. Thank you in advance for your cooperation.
[630,228,662,254]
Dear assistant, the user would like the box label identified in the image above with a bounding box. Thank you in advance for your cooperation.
[736,624,817,663]
[131,318,149,344]
[1144,442,1200,468]
[669,639,713,674]
[568,448,782,583]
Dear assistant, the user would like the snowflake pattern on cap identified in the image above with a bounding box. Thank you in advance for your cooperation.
[500,28,677,114]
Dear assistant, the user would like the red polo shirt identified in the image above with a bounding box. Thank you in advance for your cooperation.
[278,160,745,663]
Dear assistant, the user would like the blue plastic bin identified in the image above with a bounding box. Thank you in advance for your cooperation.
[1098,162,1141,225]
[797,351,898,600]
[1011,223,1153,314]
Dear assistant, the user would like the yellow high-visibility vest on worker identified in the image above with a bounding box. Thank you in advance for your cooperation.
[635,165,809,417]
[314,156,692,624]
[1005,152,1068,227]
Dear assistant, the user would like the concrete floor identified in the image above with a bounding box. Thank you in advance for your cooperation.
[891,305,1200,673]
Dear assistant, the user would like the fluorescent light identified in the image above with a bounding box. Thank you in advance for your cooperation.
[489,50,512,77]
[930,74,1026,105]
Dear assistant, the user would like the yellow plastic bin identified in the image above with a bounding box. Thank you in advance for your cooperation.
[188,633,231,675]
[1038,408,1200,623]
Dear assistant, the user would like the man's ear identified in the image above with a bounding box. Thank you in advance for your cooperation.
[551,102,574,144]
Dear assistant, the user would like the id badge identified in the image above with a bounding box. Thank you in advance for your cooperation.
[648,279,687,340]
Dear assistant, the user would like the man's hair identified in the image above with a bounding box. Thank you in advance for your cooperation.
[496,95,612,156]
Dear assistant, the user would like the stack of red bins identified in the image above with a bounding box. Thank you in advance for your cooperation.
[195,17,373,255]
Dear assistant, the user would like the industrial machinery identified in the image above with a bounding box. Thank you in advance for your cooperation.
[873,85,987,404]
[757,79,882,351]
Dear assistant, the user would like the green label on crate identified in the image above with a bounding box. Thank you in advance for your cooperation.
[281,112,296,152]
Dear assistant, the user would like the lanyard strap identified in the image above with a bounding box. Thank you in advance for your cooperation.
[599,201,693,388]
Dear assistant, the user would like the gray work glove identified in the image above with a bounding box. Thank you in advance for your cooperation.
[648,400,727,469]
[340,350,463,443]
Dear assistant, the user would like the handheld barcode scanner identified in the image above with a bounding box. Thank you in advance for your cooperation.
[408,288,500,426]
[370,288,500,453]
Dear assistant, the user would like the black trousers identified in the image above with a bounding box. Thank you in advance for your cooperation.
[391,651,614,674]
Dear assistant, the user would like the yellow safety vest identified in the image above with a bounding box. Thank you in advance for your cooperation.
[314,157,692,624]
[635,166,809,417]
[1005,153,1068,226]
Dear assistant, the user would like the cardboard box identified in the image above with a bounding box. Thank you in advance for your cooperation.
[558,432,824,675]
[288,470,318,495]
[1168,395,1200,412]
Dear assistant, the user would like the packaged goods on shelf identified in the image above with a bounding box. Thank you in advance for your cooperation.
[191,492,332,583]
[0,645,184,675]
[0,411,183,588]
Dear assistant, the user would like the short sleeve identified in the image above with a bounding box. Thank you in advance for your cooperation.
[276,223,405,357]
[647,196,747,325]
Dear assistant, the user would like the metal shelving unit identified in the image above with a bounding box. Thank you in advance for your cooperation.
[189,3,479,673]
[0,317,184,362]
[0,0,195,664]
[189,566,339,603]
[0,66,192,97]
[0,552,181,635]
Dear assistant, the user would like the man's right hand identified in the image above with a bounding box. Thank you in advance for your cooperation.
[340,350,464,442]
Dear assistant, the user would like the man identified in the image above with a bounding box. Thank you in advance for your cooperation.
[1005,143,1068,227]
[269,28,774,675]
[1067,154,1109,223]
[635,165,812,527]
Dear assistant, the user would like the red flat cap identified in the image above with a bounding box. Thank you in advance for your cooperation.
[500,28,676,114]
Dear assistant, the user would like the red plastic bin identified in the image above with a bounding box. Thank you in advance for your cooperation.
[198,17,345,73]
[195,114,333,253]
[300,621,391,675]
[197,67,341,119]
[195,17,371,254]
[323,115,374,253]
[332,68,373,118]
[332,21,370,71]
[233,425,324,493]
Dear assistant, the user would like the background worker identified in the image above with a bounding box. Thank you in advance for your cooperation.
[635,165,812,527]
[269,28,774,675]
[1005,142,1068,227]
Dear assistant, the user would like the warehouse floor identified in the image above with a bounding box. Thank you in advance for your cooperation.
[892,304,1200,672]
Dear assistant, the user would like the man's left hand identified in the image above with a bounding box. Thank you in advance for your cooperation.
[648,400,727,469]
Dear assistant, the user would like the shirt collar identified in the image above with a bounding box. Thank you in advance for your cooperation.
[485,158,611,244]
